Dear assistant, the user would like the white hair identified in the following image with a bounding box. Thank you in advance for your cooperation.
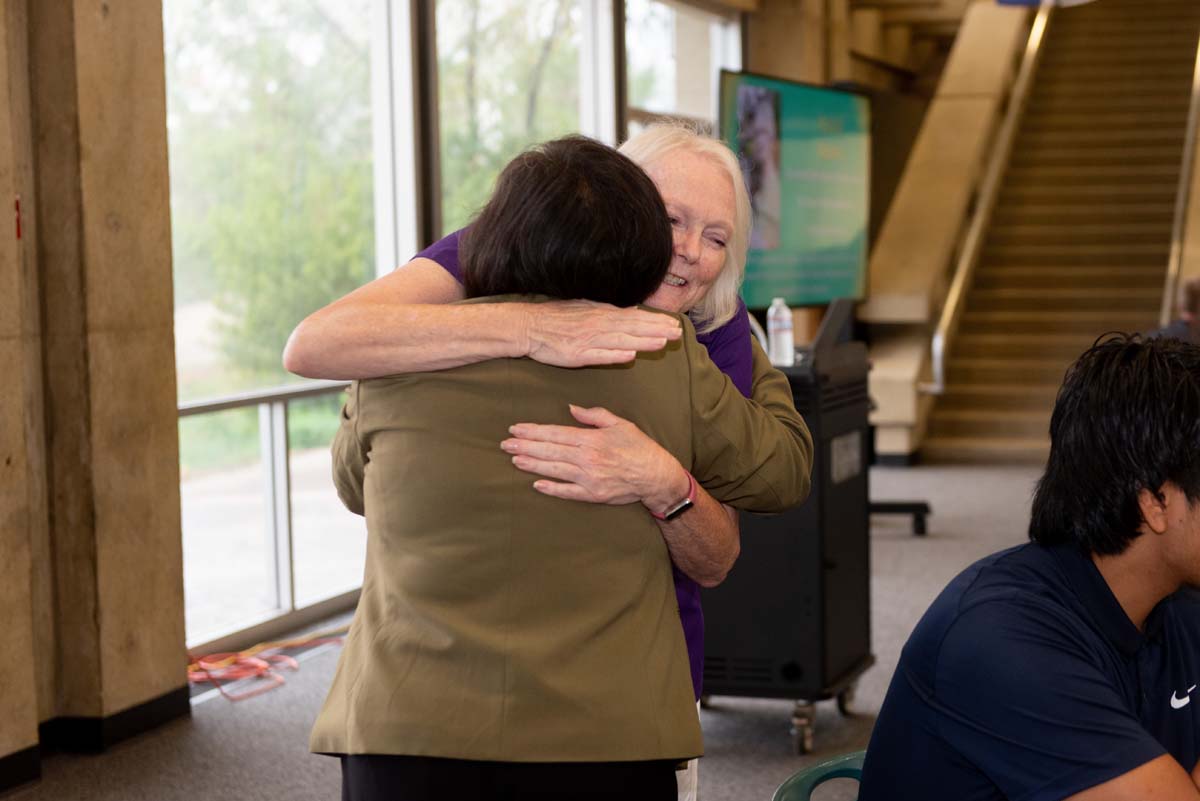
[618,122,751,334]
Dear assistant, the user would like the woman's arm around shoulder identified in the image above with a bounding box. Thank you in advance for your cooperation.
[282,257,683,379]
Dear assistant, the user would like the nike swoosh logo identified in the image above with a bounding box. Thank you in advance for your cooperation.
[1171,685,1197,710]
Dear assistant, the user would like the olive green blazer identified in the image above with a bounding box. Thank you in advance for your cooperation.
[310,297,813,763]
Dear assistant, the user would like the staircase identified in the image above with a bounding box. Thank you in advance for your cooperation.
[923,0,1200,463]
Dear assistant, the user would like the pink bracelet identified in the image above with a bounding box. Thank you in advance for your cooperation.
[650,470,697,521]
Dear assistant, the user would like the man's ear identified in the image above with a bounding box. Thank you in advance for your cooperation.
[1138,485,1170,535]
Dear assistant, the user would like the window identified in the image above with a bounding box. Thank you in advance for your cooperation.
[435,0,617,234]
[165,0,388,644]
[164,0,634,646]
[625,0,741,132]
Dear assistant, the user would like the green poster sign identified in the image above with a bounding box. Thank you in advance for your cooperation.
[720,71,870,308]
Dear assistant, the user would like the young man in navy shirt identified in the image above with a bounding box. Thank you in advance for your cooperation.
[860,334,1200,801]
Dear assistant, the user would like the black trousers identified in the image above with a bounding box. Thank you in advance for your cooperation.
[341,754,679,801]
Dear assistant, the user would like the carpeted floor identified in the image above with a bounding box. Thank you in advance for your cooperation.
[6,463,1041,801]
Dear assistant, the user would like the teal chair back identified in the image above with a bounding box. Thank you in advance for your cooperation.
[771,750,866,801]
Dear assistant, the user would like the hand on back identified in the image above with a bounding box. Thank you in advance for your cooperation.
[501,403,685,508]
[521,300,682,367]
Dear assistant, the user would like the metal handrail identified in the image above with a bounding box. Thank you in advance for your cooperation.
[920,0,1054,395]
[178,379,349,417]
[1159,32,1200,327]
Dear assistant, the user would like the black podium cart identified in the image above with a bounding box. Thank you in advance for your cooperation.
[701,299,875,754]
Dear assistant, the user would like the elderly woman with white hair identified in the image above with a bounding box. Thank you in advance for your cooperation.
[284,123,802,801]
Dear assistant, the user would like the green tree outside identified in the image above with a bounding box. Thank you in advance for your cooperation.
[165,0,375,401]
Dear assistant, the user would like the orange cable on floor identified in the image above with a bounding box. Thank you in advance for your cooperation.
[187,625,349,702]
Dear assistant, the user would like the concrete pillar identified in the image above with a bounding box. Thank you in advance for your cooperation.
[0,0,186,789]
[0,0,46,790]
[746,0,827,84]
[32,0,186,727]
[828,0,852,83]
[884,23,913,68]
[850,8,883,60]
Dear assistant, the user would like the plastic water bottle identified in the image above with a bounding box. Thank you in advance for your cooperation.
[767,297,795,367]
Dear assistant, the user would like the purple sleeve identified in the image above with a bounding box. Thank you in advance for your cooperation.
[414,228,465,283]
[695,298,753,398]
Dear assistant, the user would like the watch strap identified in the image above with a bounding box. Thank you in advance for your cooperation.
[651,471,697,521]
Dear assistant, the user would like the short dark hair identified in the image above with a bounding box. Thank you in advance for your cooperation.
[460,135,672,306]
[1030,333,1200,555]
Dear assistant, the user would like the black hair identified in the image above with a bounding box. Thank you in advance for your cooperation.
[460,135,672,307]
[1030,333,1200,556]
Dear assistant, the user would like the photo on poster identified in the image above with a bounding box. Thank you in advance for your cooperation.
[736,84,782,251]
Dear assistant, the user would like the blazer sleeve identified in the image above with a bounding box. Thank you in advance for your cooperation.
[331,382,367,516]
[685,318,813,513]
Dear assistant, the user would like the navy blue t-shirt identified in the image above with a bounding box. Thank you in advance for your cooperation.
[860,543,1200,801]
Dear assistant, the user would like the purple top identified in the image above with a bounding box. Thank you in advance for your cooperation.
[417,229,754,697]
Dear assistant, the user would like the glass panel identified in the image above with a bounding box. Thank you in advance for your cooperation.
[625,0,740,124]
[436,0,584,234]
[289,393,368,606]
[179,408,275,642]
[626,0,676,114]
[164,0,376,403]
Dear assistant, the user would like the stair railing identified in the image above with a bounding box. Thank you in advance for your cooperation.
[920,0,1054,395]
[1159,30,1200,327]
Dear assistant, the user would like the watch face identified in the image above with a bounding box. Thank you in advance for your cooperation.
[664,497,694,521]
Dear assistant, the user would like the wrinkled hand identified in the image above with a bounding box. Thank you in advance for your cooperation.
[501,404,688,510]
[519,300,682,367]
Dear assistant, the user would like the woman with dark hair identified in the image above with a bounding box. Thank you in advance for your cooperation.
[310,136,812,801]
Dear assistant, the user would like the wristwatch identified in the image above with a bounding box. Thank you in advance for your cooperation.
[651,471,697,521]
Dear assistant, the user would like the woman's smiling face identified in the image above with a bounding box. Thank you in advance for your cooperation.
[643,151,736,315]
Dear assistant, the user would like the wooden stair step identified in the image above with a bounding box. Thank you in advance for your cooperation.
[1048,29,1200,46]
[1003,167,1178,182]
[968,287,1160,314]
[1009,145,1184,168]
[986,222,1172,245]
[1034,64,1196,85]
[1054,23,1200,38]
[982,243,1169,266]
[959,311,1156,337]
[921,435,1049,465]
[1052,20,1200,36]
[974,265,1166,290]
[1027,94,1192,113]
[1038,49,1200,69]
[1005,163,1180,183]
[1032,77,1194,98]
[1022,111,1188,132]
[999,184,1177,203]
[1015,128,1184,148]
[937,383,1061,411]
[1047,40,1200,59]
[929,408,1051,440]
[991,203,1176,224]
[947,358,1073,384]
[952,333,1108,360]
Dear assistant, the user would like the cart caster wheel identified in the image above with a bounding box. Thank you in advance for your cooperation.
[791,724,815,755]
[790,701,817,755]
[837,686,856,717]
[699,694,712,709]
